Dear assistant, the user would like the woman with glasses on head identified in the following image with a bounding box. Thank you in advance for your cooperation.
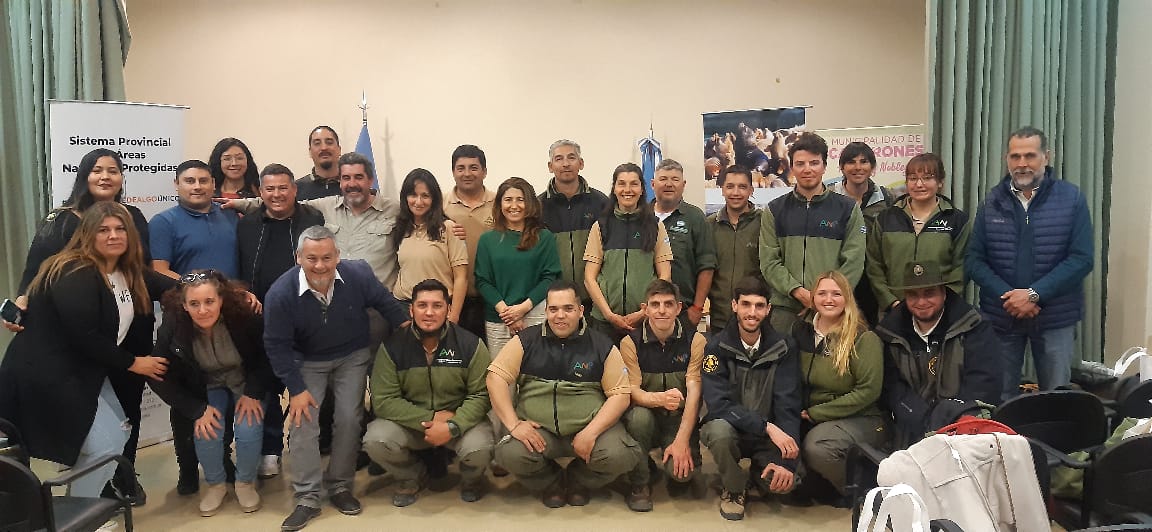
[791,271,887,504]
[474,177,561,357]
[147,269,275,516]
[0,202,173,500]
[584,163,673,341]
[866,153,971,316]
[209,137,260,198]
[392,168,469,321]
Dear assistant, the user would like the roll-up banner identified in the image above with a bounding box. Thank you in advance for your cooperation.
[815,124,927,194]
[48,100,187,447]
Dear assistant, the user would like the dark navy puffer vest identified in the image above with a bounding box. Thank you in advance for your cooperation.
[976,173,1085,329]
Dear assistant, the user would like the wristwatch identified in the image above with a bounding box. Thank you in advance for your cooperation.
[1026,288,1040,303]
[446,420,461,438]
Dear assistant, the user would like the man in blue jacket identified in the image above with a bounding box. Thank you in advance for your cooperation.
[966,126,1094,402]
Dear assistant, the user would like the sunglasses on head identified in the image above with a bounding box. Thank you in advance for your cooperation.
[180,270,218,285]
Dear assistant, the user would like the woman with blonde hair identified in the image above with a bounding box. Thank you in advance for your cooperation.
[792,270,887,502]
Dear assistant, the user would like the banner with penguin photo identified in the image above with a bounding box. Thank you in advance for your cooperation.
[702,106,807,215]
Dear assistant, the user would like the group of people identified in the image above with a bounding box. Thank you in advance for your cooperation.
[0,124,1093,528]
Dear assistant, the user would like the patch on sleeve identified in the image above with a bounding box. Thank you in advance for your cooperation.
[702,354,719,374]
[859,225,867,234]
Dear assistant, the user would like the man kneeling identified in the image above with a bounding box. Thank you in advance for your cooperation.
[363,279,494,506]
[700,276,802,520]
[487,280,641,508]
[620,279,705,511]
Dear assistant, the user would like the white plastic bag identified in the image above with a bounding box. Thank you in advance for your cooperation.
[1122,417,1152,439]
[1113,347,1152,382]
[857,483,932,532]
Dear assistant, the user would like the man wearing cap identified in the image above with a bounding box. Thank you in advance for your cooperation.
[873,261,1001,449]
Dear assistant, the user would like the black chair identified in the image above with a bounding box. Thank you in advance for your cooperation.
[0,418,28,466]
[1070,434,1152,528]
[1115,378,1152,419]
[0,454,135,532]
[993,390,1110,466]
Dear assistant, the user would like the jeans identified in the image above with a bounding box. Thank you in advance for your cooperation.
[194,387,265,485]
[998,323,1076,402]
[484,300,546,358]
[69,378,131,497]
[287,348,372,508]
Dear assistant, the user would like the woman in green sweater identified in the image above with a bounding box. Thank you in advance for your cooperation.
[793,270,888,500]
[474,177,561,357]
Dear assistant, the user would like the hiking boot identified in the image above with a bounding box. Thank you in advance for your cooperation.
[566,482,590,507]
[459,477,486,503]
[626,484,653,512]
[541,476,566,508]
[719,489,746,520]
[392,479,424,507]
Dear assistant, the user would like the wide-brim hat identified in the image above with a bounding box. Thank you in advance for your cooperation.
[895,260,947,291]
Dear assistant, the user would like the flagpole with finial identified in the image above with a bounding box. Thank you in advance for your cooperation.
[359,90,369,125]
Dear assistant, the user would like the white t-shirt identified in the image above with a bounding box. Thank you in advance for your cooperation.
[107,270,135,345]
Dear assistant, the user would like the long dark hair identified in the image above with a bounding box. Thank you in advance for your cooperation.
[28,202,151,314]
[160,269,256,343]
[492,177,543,251]
[209,137,259,197]
[394,168,448,250]
[63,148,125,211]
[600,162,657,252]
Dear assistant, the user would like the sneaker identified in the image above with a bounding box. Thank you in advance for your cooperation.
[459,478,486,503]
[235,481,261,513]
[258,455,281,479]
[281,505,321,531]
[719,489,746,521]
[329,490,362,515]
[541,476,566,508]
[392,479,423,507]
[566,482,590,507]
[626,484,653,512]
[199,483,228,517]
[131,476,147,507]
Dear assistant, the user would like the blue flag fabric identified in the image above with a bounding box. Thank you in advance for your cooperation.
[638,134,662,200]
[355,122,378,190]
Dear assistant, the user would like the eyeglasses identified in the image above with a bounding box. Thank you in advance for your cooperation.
[180,270,217,285]
[906,175,938,184]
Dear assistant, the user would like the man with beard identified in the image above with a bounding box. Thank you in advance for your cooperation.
[296,126,343,201]
[966,127,1093,401]
[699,276,801,520]
[362,279,493,507]
[874,261,1000,449]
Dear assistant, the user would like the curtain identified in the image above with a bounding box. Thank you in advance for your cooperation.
[928,0,1115,362]
[0,0,130,353]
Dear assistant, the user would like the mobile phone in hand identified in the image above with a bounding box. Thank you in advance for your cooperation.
[1,299,24,325]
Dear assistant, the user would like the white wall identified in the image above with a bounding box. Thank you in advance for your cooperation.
[122,0,928,205]
[1104,0,1152,360]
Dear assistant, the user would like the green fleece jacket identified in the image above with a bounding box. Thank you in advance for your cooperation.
[759,187,867,311]
[370,323,491,433]
[794,321,884,423]
[866,195,971,308]
[707,207,764,327]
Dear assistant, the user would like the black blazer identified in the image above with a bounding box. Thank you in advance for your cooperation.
[148,310,274,420]
[19,204,152,294]
[0,265,172,465]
